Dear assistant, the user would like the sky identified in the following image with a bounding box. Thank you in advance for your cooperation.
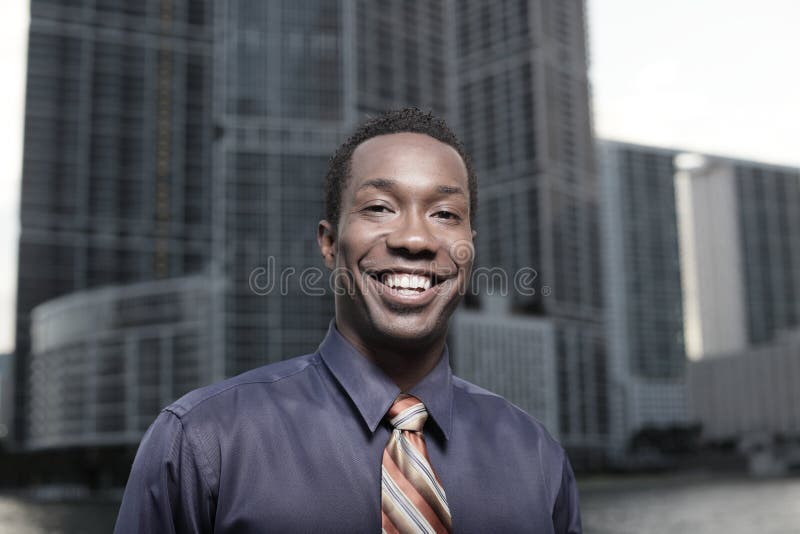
[589,0,800,163]
[0,1,799,353]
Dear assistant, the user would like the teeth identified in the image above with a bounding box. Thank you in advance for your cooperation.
[381,273,432,291]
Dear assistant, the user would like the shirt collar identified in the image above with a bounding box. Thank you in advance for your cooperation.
[318,319,453,440]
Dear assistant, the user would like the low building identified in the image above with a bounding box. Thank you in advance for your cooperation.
[688,329,800,441]
[449,296,559,440]
[28,275,217,449]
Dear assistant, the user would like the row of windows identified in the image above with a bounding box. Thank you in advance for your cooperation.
[460,62,536,172]
[31,0,211,32]
[456,0,531,67]
[556,326,608,438]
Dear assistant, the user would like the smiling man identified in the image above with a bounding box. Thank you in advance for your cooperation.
[115,108,582,533]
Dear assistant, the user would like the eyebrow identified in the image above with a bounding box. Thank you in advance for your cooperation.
[356,178,397,192]
[436,185,465,196]
[356,178,466,197]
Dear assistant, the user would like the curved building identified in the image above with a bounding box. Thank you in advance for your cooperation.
[28,276,215,450]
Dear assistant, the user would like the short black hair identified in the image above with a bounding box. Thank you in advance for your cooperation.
[324,107,477,228]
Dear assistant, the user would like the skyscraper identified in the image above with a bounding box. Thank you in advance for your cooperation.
[14,0,214,445]
[599,140,687,457]
[211,0,451,378]
[452,0,607,461]
[676,155,800,359]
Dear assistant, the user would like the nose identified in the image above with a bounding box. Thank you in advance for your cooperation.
[385,209,438,257]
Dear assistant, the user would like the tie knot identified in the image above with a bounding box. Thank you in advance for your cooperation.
[387,394,428,432]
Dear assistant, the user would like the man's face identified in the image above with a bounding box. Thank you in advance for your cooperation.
[319,132,475,351]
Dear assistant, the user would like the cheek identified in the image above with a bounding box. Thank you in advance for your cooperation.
[447,236,476,268]
[338,224,384,259]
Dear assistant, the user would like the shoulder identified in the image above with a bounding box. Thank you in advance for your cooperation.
[164,352,323,420]
[451,375,566,457]
[452,375,578,518]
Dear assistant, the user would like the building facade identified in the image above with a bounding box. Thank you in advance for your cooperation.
[599,140,688,457]
[28,276,215,449]
[688,329,800,442]
[450,296,560,438]
[453,0,606,458]
[14,0,214,444]
[676,155,800,359]
[210,0,452,378]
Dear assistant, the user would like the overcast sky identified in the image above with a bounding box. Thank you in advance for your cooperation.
[0,1,799,352]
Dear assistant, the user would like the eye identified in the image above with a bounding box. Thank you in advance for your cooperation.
[363,204,392,213]
[433,210,461,221]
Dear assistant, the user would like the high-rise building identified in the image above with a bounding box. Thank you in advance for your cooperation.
[15,1,604,462]
[598,140,688,457]
[676,155,800,359]
[210,0,451,377]
[453,0,606,460]
[14,0,214,444]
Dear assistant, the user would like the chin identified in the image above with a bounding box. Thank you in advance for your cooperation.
[371,313,447,346]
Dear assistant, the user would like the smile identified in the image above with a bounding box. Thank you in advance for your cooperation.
[365,270,451,305]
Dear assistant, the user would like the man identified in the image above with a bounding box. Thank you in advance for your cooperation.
[115,108,582,533]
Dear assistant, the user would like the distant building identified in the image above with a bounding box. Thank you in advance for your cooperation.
[28,276,215,449]
[450,296,559,438]
[455,0,607,460]
[598,140,688,457]
[688,329,800,441]
[14,0,214,444]
[210,1,451,377]
[676,155,800,359]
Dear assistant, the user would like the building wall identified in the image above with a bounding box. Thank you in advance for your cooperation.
[449,297,559,438]
[676,155,800,359]
[14,0,214,444]
[599,140,688,456]
[734,163,800,346]
[453,0,605,453]
[688,330,800,441]
[211,1,452,377]
[28,276,215,449]
[675,156,747,359]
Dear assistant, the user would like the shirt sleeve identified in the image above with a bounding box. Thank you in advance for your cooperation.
[552,453,583,534]
[114,410,215,534]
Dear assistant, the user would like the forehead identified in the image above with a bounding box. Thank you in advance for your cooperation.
[348,132,469,192]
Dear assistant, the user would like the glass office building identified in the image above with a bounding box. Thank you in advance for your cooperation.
[453,0,606,460]
[14,0,214,444]
[599,140,688,457]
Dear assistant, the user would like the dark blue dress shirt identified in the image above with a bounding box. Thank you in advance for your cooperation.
[115,321,582,533]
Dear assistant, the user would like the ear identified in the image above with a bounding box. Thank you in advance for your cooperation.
[317,220,337,270]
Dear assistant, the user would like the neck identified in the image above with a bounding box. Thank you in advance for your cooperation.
[335,322,446,391]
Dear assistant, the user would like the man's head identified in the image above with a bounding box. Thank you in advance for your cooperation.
[324,108,477,230]
[317,108,477,355]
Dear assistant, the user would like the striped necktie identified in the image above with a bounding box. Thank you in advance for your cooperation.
[381,394,452,534]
